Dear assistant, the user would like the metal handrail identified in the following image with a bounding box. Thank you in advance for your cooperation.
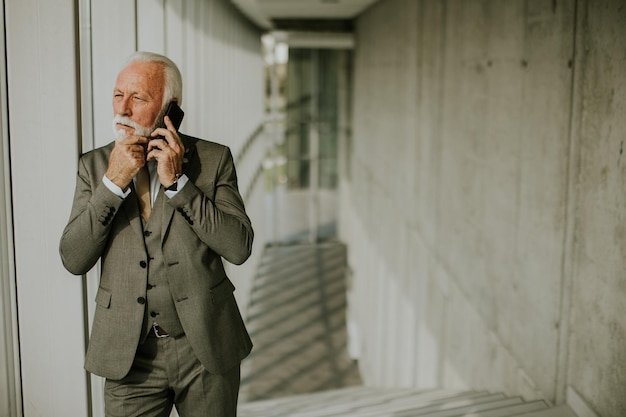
[234,123,266,203]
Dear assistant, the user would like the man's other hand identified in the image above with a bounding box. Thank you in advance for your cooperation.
[105,135,150,189]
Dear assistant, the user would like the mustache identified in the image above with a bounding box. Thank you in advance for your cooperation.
[112,115,144,131]
[112,115,153,139]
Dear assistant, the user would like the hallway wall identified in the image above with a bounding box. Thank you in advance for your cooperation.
[339,1,625,416]
[3,0,266,415]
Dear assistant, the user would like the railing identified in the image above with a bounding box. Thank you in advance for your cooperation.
[234,123,266,203]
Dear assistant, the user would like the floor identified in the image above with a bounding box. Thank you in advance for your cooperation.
[239,241,362,403]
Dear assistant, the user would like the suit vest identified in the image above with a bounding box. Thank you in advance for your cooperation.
[140,190,185,342]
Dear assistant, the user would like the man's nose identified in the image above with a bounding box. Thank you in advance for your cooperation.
[115,97,132,116]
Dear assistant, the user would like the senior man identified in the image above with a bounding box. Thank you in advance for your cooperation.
[60,51,253,417]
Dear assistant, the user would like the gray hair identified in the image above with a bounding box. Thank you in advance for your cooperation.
[124,51,183,107]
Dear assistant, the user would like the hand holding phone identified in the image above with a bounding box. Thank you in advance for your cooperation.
[146,101,185,186]
[150,101,184,151]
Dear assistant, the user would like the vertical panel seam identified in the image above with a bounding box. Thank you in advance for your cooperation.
[0,0,23,414]
[435,0,448,388]
[555,0,583,406]
[75,0,95,414]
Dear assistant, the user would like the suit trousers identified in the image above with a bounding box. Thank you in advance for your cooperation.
[104,333,241,417]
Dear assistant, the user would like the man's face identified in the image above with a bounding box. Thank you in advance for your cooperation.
[112,61,165,139]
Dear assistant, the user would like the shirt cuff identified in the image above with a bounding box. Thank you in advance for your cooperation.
[164,174,189,198]
[103,175,131,199]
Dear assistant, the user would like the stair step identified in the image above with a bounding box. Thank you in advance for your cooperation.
[238,387,575,417]
[461,400,549,417]
[514,404,578,417]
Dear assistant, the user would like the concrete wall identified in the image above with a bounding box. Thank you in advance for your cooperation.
[568,1,626,415]
[340,0,626,416]
[2,0,266,415]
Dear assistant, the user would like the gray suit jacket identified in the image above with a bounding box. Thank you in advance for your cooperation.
[60,134,254,380]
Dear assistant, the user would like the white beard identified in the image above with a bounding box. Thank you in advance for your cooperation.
[112,115,153,141]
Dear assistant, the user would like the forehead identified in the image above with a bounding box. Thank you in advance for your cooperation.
[115,61,165,96]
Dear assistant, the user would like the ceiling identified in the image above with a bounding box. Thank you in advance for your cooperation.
[230,0,380,30]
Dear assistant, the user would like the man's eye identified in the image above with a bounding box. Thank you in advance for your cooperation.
[133,96,145,102]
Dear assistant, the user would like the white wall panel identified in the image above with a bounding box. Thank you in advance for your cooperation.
[5,0,89,415]
[164,0,185,78]
[138,0,166,53]
[91,1,137,148]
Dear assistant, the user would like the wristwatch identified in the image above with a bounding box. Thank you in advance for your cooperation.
[165,173,183,191]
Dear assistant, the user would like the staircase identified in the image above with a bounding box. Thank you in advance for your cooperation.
[239,386,577,417]
[238,242,577,417]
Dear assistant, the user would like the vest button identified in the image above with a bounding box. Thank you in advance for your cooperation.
[140,261,147,268]
[137,297,146,304]
[147,283,154,290]
[150,311,158,317]
[144,230,152,237]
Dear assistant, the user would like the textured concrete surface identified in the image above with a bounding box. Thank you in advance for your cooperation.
[338,0,626,416]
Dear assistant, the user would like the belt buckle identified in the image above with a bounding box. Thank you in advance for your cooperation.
[152,323,169,338]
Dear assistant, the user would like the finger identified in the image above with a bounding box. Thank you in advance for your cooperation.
[165,117,183,144]
[114,146,144,163]
[148,135,182,158]
[125,145,148,159]
[145,150,156,162]
[150,128,175,146]
[156,116,182,145]
[161,115,176,131]
[129,141,149,151]
[146,147,166,161]
[147,138,168,152]
[122,135,150,145]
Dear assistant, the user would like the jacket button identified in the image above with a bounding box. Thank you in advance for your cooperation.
[137,297,146,304]
[140,261,147,268]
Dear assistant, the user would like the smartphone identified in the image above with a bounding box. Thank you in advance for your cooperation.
[150,102,184,150]
[160,101,184,131]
